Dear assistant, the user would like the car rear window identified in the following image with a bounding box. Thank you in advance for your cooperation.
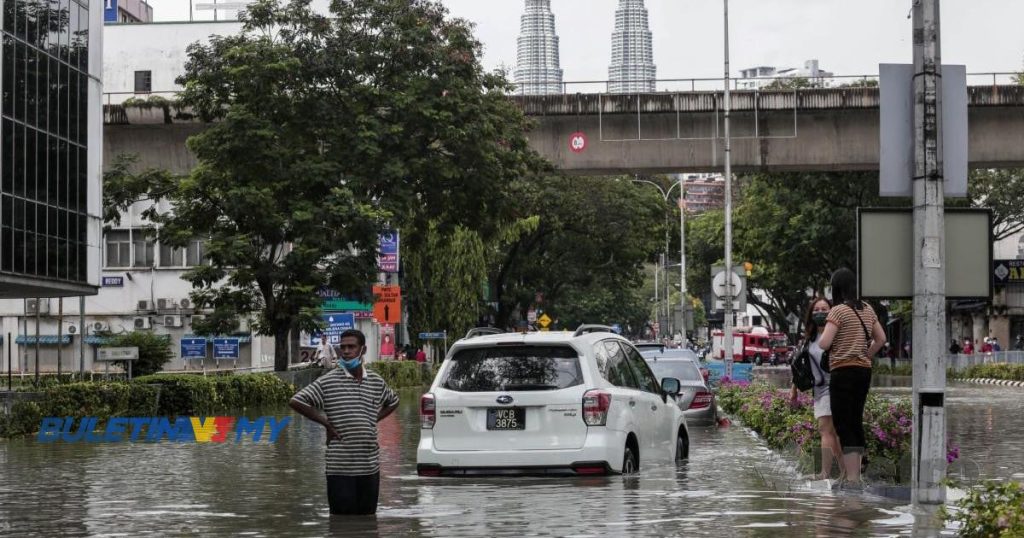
[646,360,704,382]
[441,345,583,392]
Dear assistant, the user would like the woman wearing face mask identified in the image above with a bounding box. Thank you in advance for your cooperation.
[791,296,842,479]
[818,268,887,486]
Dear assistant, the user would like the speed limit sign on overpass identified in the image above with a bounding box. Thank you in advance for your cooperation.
[568,131,588,153]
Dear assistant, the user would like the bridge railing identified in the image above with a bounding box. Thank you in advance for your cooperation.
[514,72,1021,95]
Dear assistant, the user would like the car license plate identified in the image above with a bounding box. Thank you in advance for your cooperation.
[486,407,525,430]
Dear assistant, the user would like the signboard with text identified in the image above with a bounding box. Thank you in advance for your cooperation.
[994,259,1024,286]
[180,338,207,360]
[104,0,119,22]
[372,285,402,324]
[378,231,400,273]
[102,276,124,287]
[213,338,240,360]
[312,313,356,345]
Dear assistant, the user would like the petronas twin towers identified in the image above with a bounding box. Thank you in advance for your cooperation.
[514,0,656,95]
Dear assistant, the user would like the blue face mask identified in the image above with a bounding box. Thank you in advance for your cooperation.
[340,356,362,371]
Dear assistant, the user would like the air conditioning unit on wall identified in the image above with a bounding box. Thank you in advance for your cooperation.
[134,317,152,330]
[157,298,176,310]
[164,315,183,328]
[137,300,153,311]
[180,298,192,310]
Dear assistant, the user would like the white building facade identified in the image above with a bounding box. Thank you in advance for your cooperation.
[0,20,386,376]
[738,59,834,90]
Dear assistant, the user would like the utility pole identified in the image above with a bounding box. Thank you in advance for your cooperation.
[911,0,947,505]
[722,0,735,378]
[679,193,687,340]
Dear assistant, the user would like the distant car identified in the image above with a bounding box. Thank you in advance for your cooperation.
[633,341,667,353]
[642,351,717,426]
[417,326,690,477]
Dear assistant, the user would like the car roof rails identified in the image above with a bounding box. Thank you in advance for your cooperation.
[464,327,504,339]
[573,324,617,337]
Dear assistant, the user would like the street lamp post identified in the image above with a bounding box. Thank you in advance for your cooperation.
[632,178,687,340]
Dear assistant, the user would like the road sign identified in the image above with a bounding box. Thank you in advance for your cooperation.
[180,338,207,360]
[527,309,537,322]
[378,231,400,273]
[568,131,588,154]
[372,284,402,324]
[879,63,967,198]
[537,313,552,328]
[96,347,139,362]
[419,332,446,340]
[213,338,240,360]
[710,265,748,312]
[994,260,1024,285]
[314,313,356,345]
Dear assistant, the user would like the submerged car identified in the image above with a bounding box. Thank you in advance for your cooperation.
[417,326,690,477]
[642,350,717,426]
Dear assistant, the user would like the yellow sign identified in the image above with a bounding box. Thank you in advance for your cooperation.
[537,314,552,328]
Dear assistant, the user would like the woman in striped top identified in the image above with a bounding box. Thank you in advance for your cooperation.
[817,268,887,485]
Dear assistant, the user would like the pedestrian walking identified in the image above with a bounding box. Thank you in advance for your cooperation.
[981,338,993,354]
[1015,335,1024,351]
[992,337,1002,352]
[963,338,974,355]
[317,337,338,368]
[817,268,887,485]
[949,339,962,355]
[289,329,400,515]
[415,348,427,363]
[790,296,842,479]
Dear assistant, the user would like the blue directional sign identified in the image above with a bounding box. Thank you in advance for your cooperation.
[313,313,356,345]
[180,338,207,360]
[101,276,124,287]
[213,338,240,360]
[378,231,400,273]
[419,332,446,340]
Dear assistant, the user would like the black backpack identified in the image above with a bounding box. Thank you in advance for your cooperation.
[791,344,816,392]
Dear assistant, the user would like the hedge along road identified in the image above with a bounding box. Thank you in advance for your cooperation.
[3,377,1018,536]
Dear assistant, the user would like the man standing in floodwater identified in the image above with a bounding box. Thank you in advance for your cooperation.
[290,329,400,515]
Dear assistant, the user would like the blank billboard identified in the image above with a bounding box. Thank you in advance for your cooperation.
[858,209,991,299]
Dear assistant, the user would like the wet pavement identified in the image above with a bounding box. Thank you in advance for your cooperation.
[1,377,1019,537]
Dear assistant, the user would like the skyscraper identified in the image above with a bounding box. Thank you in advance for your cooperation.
[608,0,656,93]
[514,0,563,95]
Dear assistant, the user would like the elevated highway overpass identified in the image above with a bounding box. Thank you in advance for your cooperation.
[104,85,1024,176]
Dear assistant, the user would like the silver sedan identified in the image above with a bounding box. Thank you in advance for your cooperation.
[642,350,718,426]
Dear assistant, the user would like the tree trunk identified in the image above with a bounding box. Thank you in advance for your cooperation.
[274,326,290,372]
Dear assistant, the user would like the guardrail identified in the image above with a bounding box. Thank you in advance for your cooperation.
[102,72,1022,104]
[947,351,1024,372]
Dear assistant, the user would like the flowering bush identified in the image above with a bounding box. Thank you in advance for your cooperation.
[944,481,1024,537]
[718,380,915,482]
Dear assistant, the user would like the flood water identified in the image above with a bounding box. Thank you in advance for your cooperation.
[1,377,1020,537]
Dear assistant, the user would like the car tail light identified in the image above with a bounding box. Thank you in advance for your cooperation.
[582,389,612,426]
[689,391,713,410]
[420,393,436,429]
[572,464,608,475]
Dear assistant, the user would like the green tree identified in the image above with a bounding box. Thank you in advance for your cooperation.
[105,0,543,371]
[967,169,1024,240]
[488,176,665,329]
[404,223,488,344]
[763,76,816,90]
[104,332,174,377]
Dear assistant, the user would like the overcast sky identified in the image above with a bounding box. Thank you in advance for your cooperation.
[149,0,1024,80]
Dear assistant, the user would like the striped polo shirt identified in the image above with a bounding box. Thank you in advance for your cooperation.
[291,367,400,476]
[826,302,878,370]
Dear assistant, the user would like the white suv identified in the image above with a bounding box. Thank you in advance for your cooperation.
[417,326,690,477]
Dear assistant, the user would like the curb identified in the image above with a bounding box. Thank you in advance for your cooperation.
[956,378,1024,387]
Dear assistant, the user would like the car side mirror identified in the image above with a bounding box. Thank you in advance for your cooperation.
[661,377,681,396]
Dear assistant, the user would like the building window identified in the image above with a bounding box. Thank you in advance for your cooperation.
[159,239,207,267]
[133,234,155,267]
[134,70,152,93]
[105,230,132,268]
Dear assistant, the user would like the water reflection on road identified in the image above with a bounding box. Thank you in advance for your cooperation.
[3,377,1018,536]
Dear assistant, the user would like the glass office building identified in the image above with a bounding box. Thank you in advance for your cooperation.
[1,0,101,298]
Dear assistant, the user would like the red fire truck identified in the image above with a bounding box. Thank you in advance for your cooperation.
[711,326,790,364]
